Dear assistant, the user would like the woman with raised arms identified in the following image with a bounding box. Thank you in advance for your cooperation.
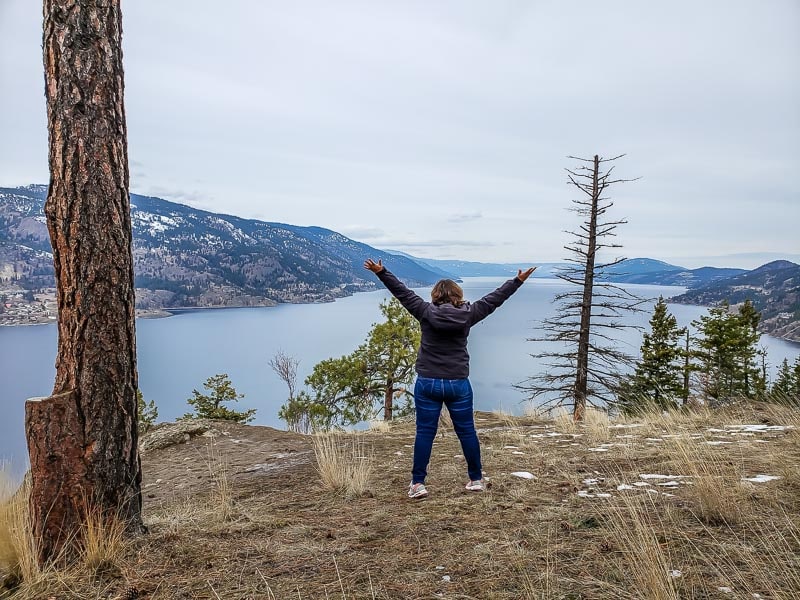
[364,258,535,499]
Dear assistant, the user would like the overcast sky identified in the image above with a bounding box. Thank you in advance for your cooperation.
[1,1,798,268]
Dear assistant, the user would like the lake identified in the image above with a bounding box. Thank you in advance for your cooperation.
[1,278,798,473]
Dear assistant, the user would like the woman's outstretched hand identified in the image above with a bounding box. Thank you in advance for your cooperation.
[364,258,384,273]
[517,267,537,282]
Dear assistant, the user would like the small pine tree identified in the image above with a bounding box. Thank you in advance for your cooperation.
[793,356,800,400]
[692,301,763,403]
[137,389,159,433]
[771,359,793,399]
[185,373,256,423]
[617,297,686,414]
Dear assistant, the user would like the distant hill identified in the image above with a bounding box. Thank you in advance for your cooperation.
[0,185,442,309]
[385,253,567,279]
[598,258,747,287]
[388,254,745,288]
[671,260,800,342]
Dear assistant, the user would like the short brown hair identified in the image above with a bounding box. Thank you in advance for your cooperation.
[431,279,465,307]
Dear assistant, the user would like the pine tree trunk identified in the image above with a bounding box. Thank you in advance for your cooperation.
[683,330,690,402]
[573,155,600,422]
[383,379,394,421]
[25,0,143,565]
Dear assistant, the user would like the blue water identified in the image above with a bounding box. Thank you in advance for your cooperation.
[1,278,798,474]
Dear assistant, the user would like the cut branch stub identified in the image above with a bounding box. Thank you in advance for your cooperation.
[25,391,87,563]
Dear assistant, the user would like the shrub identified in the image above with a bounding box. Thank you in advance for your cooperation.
[184,374,256,423]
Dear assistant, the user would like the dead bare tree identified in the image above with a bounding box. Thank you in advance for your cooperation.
[518,154,644,421]
[25,0,143,564]
[269,350,300,400]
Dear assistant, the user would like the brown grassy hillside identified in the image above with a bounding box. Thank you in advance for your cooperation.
[2,405,799,599]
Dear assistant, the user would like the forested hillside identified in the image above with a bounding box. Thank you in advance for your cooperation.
[0,185,440,309]
[672,260,800,341]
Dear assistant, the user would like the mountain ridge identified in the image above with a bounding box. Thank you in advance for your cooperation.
[0,185,442,315]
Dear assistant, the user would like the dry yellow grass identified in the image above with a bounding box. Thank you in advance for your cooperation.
[79,505,126,576]
[204,440,234,523]
[1,403,797,598]
[666,432,750,525]
[0,465,16,570]
[313,432,374,498]
[367,419,392,433]
[0,471,40,588]
[605,492,680,600]
[583,406,610,442]
[551,406,579,433]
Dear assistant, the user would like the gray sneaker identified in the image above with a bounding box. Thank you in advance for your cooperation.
[465,479,485,492]
[408,482,429,499]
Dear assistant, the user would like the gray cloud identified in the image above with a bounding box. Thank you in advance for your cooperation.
[447,211,483,224]
[1,0,798,267]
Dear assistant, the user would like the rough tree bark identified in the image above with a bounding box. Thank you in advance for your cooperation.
[383,377,394,421]
[573,155,601,422]
[25,0,143,564]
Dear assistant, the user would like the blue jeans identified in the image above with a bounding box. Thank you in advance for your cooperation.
[412,377,482,484]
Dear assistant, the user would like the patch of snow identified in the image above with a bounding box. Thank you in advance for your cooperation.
[706,441,733,445]
[633,482,651,487]
[718,587,733,594]
[394,451,403,456]
[639,474,691,480]
[582,478,603,485]
[729,424,793,433]
[588,447,610,452]
[442,575,451,583]
[512,451,525,455]
[669,570,682,578]
[609,423,644,429]
[503,445,519,449]
[577,490,612,499]
[617,484,636,491]
[511,471,536,480]
[742,474,781,484]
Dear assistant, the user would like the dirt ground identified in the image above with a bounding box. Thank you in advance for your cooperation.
[4,406,800,599]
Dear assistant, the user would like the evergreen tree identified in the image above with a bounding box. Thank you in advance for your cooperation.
[793,356,800,399]
[618,297,686,414]
[185,373,256,423]
[278,298,420,430]
[692,301,763,402]
[137,389,159,433]
[771,358,794,398]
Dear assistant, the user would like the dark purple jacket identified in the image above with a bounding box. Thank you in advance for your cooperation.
[375,268,523,379]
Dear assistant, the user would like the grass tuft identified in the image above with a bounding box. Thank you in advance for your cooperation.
[605,492,680,600]
[204,440,234,523]
[313,433,374,498]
